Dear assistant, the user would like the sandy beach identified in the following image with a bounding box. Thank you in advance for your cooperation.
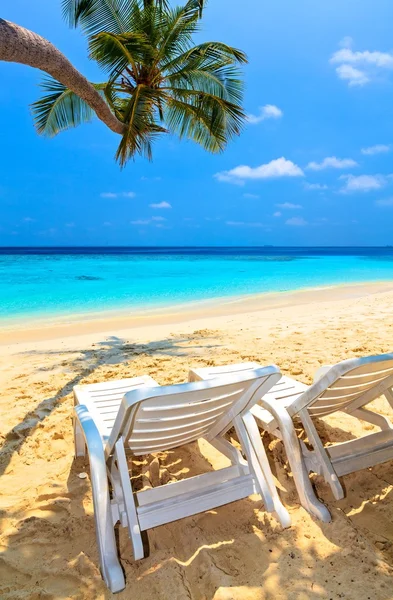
[2,281,393,599]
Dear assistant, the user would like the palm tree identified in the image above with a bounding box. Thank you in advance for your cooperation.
[0,0,247,166]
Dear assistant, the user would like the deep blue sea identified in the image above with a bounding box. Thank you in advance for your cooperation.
[1,246,393,322]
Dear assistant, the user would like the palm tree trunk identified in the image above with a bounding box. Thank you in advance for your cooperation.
[0,19,125,135]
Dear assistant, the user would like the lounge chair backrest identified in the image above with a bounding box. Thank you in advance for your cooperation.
[294,354,393,418]
[106,366,280,457]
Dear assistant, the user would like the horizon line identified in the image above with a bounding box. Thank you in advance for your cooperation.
[0,245,393,249]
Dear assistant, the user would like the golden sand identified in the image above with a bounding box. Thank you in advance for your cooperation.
[1,282,393,599]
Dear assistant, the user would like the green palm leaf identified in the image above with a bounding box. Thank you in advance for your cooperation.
[115,84,167,165]
[62,0,138,35]
[89,30,153,76]
[31,77,106,136]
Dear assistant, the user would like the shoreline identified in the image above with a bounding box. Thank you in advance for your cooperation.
[1,279,393,346]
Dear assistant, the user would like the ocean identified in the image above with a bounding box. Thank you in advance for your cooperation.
[1,246,393,322]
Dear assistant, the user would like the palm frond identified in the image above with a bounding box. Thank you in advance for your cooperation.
[31,77,107,136]
[154,0,202,65]
[165,88,245,151]
[61,0,140,35]
[89,31,152,76]
[115,85,167,166]
[167,64,244,104]
[164,41,248,75]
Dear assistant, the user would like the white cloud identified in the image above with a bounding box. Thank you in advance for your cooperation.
[273,211,282,217]
[149,201,172,209]
[276,202,302,209]
[215,157,304,185]
[339,174,387,193]
[361,144,391,155]
[307,156,357,171]
[331,39,393,86]
[335,64,369,86]
[331,48,393,69]
[247,104,283,124]
[100,191,136,198]
[304,183,328,190]
[243,193,260,199]
[103,221,112,227]
[376,197,393,206]
[226,221,266,228]
[151,216,166,221]
[130,219,151,225]
[285,217,308,226]
[23,217,35,222]
[65,222,75,228]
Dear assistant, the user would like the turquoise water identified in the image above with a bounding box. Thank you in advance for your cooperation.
[1,247,393,321]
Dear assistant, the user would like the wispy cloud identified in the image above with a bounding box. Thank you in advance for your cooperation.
[149,201,172,209]
[247,104,283,124]
[307,156,357,171]
[273,211,282,217]
[361,144,391,155]
[330,37,393,86]
[65,222,75,228]
[304,183,328,190]
[103,221,112,227]
[285,217,308,226]
[215,157,304,185]
[130,217,169,227]
[276,202,302,209]
[23,217,35,222]
[339,174,388,193]
[243,193,260,199]
[336,64,369,87]
[376,197,393,207]
[226,221,267,228]
[100,191,136,198]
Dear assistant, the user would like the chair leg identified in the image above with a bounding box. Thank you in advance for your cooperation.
[235,413,291,528]
[299,409,344,502]
[384,387,393,410]
[74,406,125,593]
[259,399,331,522]
[114,439,145,561]
[73,416,86,458]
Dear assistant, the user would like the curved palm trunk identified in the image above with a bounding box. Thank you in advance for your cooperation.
[0,19,124,135]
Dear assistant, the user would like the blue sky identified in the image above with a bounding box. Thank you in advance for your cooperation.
[1,0,393,246]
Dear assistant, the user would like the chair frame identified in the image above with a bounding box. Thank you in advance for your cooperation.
[74,367,291,592]
[189,354,393,523]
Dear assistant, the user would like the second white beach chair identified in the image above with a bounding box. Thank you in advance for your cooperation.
[189,354,393,522]
[73,366,290,593]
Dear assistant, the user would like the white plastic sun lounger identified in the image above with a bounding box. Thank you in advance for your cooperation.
[73,366,290,592]
[189,354,393,523]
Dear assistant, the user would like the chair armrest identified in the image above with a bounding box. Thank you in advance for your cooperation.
[74,405,125,592]
[75,404,105,457]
